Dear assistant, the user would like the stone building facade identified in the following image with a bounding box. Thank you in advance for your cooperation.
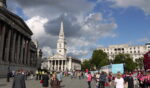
[41,22,81,71]
[97,43,150,61]
[0,0,42,77]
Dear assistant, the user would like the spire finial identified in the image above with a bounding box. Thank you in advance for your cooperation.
[59,21,64,37]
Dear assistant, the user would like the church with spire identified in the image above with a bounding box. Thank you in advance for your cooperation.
[41,21,81,71]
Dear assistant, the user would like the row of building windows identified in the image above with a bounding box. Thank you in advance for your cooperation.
[103,46,144,52]
[105,50,141,54]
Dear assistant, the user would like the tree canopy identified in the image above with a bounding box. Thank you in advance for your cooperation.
[113,53,136,71]
[91,50,109,69]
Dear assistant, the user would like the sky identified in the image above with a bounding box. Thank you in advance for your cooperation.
[7,0,150,59]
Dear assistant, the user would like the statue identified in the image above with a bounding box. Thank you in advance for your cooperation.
[0,0,7,8]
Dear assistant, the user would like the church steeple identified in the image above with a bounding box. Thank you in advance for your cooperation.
[57,21,67,56]
[59,21,64,39]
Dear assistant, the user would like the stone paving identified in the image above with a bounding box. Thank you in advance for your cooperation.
[0,77,139,88]
[0,77,96,88]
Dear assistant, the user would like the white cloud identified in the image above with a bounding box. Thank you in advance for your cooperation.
[8,0,118,59]
[42,46,53,57]
[108,0,150,15]
[137,37,150,42]
[26,16,48,39]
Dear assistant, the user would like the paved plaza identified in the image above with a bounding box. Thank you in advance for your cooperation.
[0,77,96,88]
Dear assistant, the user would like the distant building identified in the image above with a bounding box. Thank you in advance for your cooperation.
[0,0,42,77]
[41,21,81,71]
[97,43,150,61]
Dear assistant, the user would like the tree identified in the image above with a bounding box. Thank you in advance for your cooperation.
[91,50,109,69]
[113,53,136,71]
[135,57,144,70]
[81,60,91,71]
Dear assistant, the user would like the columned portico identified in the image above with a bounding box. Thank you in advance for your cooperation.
[0,0,42,77]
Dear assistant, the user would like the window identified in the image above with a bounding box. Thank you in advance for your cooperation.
[134,51,136,53]
[59,44,61,48]
[59,50,61,52]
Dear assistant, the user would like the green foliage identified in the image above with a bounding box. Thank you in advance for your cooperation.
[91,50,109,69]
[135,57,144,69]
[113,53,137,71]
[81,60,91,71]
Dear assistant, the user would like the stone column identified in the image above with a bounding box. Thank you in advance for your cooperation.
[64,60,66,71]
[61,60,64,71]
[58,60,60,71]
[10,32,16,63]
[48,60,50,70]
[27,41,31,65]
[23,40,27,65]
[4,29,11,62]
[49,60,51,71]
[0,24,6,63]
[20,37,24,64]
[16,35,21,64]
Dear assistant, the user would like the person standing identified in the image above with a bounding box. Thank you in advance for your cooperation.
[12,70,26,88]
[35,70,38,80]
[124,73,134,88]
[114,73,124,88]
[50,73,60,88]
[42,72,49,88]
[99,71,107,88]
[7,71,11,82]
[87,72,92,88]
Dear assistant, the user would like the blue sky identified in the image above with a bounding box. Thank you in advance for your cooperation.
[8,0,150,59]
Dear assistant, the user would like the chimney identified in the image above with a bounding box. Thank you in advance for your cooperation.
[0,0,7,8]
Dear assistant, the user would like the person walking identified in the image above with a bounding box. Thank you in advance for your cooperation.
[87,72,92,88]
[114,73,124,88]
[124,73,134,88]
[12,70,26,88]
[50,73,60,88]
[99,71,107,88]
[42,72,49,88]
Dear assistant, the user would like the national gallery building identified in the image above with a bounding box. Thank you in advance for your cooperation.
[0,0,42,77]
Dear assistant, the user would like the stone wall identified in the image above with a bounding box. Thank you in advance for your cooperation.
[0,64,36,78]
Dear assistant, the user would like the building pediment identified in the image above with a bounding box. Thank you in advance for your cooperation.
[0,8,33,38]
[49,53,66,60]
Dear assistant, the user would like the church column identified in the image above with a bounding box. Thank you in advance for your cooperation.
[61,60,64,71]
[48,60,50,70]
[10,31,16,63]
[4,29,11,62]
[49,60,51,71]
[16,35,21,64]
[64,61,66,71]
[58,60,60,71]
[0,24,6,63]
[54,60,56,71]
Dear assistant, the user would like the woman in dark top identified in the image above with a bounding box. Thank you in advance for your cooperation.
[50,73,60,88]
[124,73,134,88]
[42,72,49,88]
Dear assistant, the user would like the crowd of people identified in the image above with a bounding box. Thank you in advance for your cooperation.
[85,70,150,88]
[6,69,150,88]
